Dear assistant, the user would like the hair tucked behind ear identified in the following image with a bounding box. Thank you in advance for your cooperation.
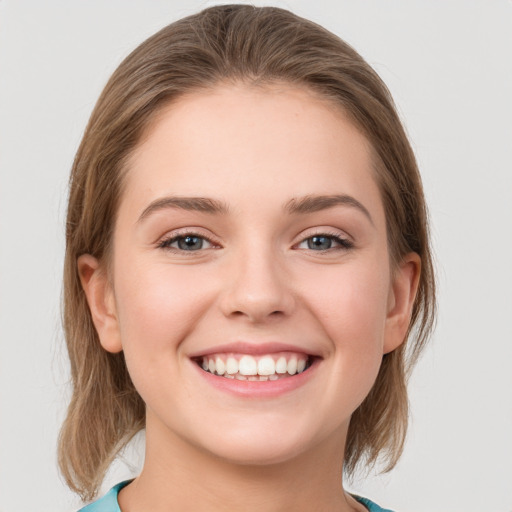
[60,4,435,500]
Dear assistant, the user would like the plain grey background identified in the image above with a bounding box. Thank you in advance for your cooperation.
[0,1,511,511]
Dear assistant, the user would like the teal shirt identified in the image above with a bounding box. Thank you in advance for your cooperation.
[79,480,395,512]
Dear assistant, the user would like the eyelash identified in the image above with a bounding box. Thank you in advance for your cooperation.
[157,230,353,253]
[295,232,354,252]
[157,231,218,253]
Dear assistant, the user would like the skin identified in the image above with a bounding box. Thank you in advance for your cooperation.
[79,84,420,512]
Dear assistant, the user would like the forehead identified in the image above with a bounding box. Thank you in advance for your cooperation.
[122,83,384,226]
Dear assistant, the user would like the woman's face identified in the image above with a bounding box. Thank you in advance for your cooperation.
[81,84,417,466]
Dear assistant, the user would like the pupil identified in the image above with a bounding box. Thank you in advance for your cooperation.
[178,236,203,251]
[308,236,332,250]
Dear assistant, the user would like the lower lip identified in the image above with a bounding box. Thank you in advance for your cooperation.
[192,359,319,398]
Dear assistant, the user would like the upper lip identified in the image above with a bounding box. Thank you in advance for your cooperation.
[188,341,322,358]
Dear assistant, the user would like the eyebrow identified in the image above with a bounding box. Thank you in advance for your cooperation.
[137,196,229,222]
[137,193,373,224]
[284,194,374,224]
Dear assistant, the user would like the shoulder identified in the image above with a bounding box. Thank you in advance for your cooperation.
[78,480,132,512]
[355,495,396,512]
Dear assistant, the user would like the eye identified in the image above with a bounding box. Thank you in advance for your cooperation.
[297,233,353,251]
[158,233,215,252]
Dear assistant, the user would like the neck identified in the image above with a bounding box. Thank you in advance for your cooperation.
[118,413,364,512]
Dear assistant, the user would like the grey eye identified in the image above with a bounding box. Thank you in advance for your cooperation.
[296,233,353,252]
[177,236,205,251]
[159,232,216,252]
[307,236,334,250]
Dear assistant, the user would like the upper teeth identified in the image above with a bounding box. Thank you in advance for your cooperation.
[201,353,308,378]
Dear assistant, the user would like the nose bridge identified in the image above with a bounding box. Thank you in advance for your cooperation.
[220,239,294,322]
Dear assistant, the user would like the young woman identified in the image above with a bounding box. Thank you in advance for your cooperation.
[59,5,435,511]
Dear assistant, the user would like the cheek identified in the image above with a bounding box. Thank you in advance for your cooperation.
[302,262,390,385]
[111,258,222,405]
[112,257,216,358]
[307,261,389,336]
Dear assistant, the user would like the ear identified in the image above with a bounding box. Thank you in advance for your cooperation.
[383,252,421,354]
[77,254,123,353]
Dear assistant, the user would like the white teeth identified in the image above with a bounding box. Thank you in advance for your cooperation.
[287,357,297,375]
[275,356,287,374]
[258,356,275,376]
[215,357,226,375]
[200,353,310,379]
[239,355,258,376]
[226,357,238,375]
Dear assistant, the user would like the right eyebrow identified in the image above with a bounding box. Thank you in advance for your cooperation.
[137,196,229,223]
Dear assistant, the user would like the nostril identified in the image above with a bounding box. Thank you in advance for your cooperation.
[227,308,286,322]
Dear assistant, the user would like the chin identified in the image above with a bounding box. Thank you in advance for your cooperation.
[183,411,335,468]
[204,437,309,467]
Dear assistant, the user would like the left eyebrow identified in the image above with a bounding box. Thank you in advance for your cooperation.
[137,196,230,223]
[284,194,374,225]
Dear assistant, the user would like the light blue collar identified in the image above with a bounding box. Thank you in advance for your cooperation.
[79,481,394,512]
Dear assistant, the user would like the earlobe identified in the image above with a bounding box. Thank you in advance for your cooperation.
[383,252,421,354]
[77,254,123,353]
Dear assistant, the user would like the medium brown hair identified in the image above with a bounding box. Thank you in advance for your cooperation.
[59,4,436,500]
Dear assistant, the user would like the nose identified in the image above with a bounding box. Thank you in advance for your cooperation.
[219,246,296,323]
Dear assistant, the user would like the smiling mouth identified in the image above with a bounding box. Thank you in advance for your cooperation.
[195,352,314,381]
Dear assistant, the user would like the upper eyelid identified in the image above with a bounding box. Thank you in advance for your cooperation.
[157,227,219,243]
[155,227,352,247]
[157,233,219,254]
[293,229,355,252]
[295,227,353,242]
[295,234,351,247]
